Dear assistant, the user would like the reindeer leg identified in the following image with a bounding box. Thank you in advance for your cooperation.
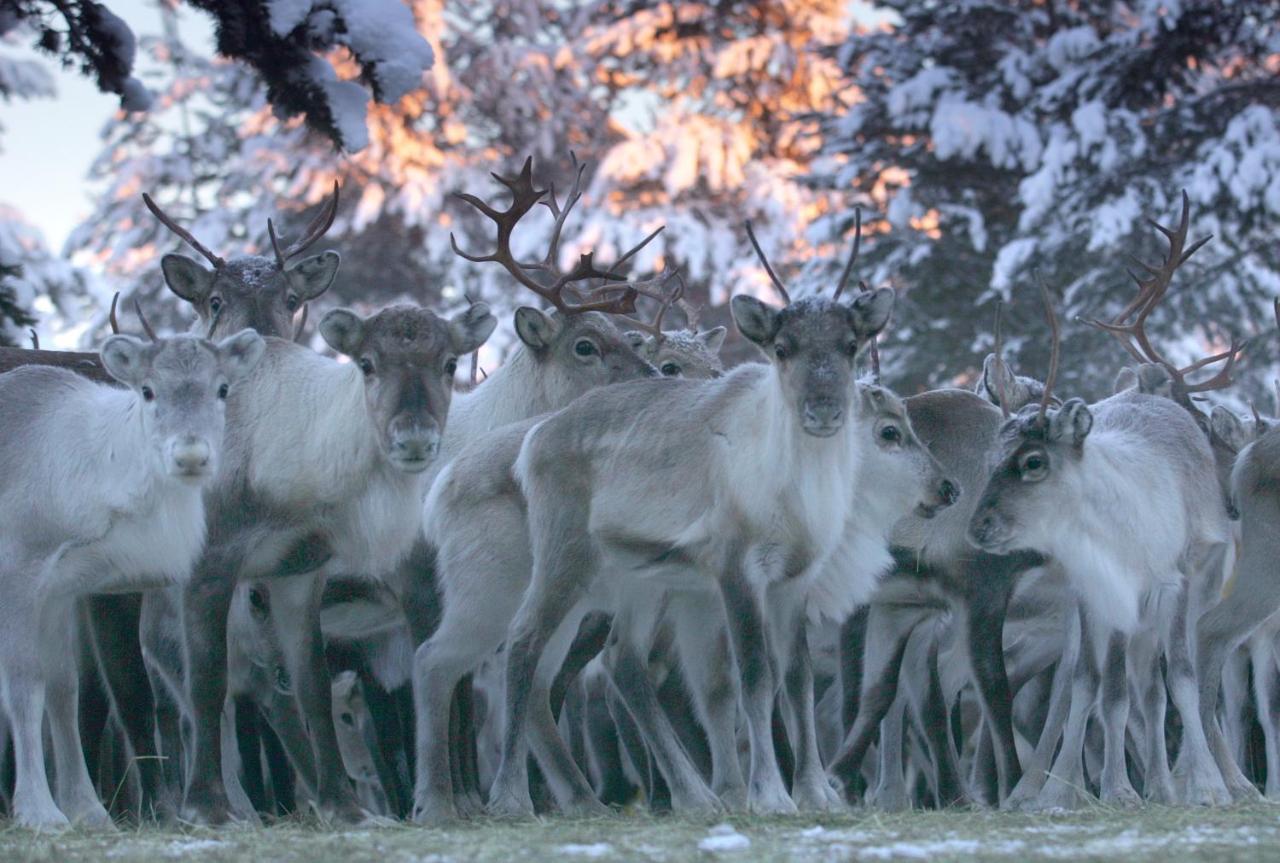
[775,595,843,811]
[267,572,366,823]
[1132,629,1175,803]
[1098,630,1139,806]
[829,601,922,802]
[961,557,1022,801]
[839,606,870,730]
[672,590,748,808]
[1026,604,1099,812]
[179,557,238,825]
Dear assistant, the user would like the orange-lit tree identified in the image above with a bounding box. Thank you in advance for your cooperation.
[66,0,852,360]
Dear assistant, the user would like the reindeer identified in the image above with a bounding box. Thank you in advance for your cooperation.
[828,307,1048,807]
[1194,299,1280,802]
[412,305,725,822]
[0,325,264,828]
[968,203,1238,808]
[472,222,895,814]
[174,301,496,825]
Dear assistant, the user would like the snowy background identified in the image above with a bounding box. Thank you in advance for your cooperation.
[1,0,1277,404]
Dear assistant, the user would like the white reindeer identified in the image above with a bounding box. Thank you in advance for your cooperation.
[0,328,264,828]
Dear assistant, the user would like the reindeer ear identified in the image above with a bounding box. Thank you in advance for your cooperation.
[100,335,153,386]
[847,286,895,343]
[287,250,341,301]
[160,254,214,303]
[1210,405,1250,453]
[698,325,727,354]
[514,307,561,351]
[979,353,1019,407]
[216,329,266,383]
[860,384,890,412]
[731,295,780,347]
[1113,366,1138,393]
[319,308,365,357]
[449,303,497,355]
[1049,398,1092,447]
[1136,363,1173,398]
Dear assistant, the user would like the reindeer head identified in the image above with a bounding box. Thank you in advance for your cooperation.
[860,384,959,519]
[733,290,895,437]
[99,329,265,482]
[967,398,1093,554]
[625,327,726,379]
[514,308,658,392]
[320,303,496,472]
[145,185,341,339]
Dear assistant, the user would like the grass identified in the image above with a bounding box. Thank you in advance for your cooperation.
[1,804,1278,862]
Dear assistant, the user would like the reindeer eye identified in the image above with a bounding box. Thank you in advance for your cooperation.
[444,358,458,376]
[574,339,597,357]
[774,343,790,361]
[660,362,681,377]
[359,358,375,376]
[880,425,901,443]
[217,383,229,400]
[1019,450,1048,480]
[209,296,222,314]
[141,386,155,402]
[286,295,300,312]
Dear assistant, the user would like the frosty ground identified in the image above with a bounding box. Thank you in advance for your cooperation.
[3,804,1278,862]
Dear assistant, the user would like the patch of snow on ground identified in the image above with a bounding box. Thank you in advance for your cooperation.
[162,839,231,857]
[557,843,614,857]
[698,823,751,852]
[856,838,1028,859]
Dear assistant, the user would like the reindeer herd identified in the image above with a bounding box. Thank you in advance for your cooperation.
[0,159,1276,830]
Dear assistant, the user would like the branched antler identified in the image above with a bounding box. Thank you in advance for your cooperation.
[451,156,663,316]
[142,194,225,268]
[616,271,686,343]
[268,180,340,270]
[1081,190,1239,401]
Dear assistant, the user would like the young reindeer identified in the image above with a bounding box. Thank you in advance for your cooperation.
[176,301,497,825]
[969,247,1236,808]
[411,287,724,823]
[0,325,264,829]
[483,220,895,815]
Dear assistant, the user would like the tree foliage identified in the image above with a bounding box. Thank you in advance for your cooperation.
[817,0,1280,402]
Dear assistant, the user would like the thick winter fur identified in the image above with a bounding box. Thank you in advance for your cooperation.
[0,331,264,828]
[490,290,894,816]
[174,303,494,825]
[969,391,1234,806]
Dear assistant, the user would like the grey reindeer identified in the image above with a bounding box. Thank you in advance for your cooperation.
[0,325,264,829]
[968,232,1238,811]
[477,234,895,816]
[411,293,726,822]
[174,301,496,825]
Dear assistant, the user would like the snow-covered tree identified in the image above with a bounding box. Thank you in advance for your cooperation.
[0,204,97,345]
[0,0,434,148]
[65,0,853,364]
[818,0,1280,401]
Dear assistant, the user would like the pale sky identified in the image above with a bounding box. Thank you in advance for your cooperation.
[0,0,212,252]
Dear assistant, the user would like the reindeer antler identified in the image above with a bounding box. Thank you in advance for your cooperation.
[268,180,340,270]
[744,220,791,305]
[1036,282,1061,428]
[133,299,158,342]
[1081,190,1239,401]
[616,271,686,343]
[142,194,225,268]
[993,300,1011,419]
[834,208,863,301]
[451,156,663,316]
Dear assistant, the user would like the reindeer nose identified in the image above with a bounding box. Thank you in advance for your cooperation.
[802,398,843,434]
[171,436,212,476]
[939,479,960,506]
